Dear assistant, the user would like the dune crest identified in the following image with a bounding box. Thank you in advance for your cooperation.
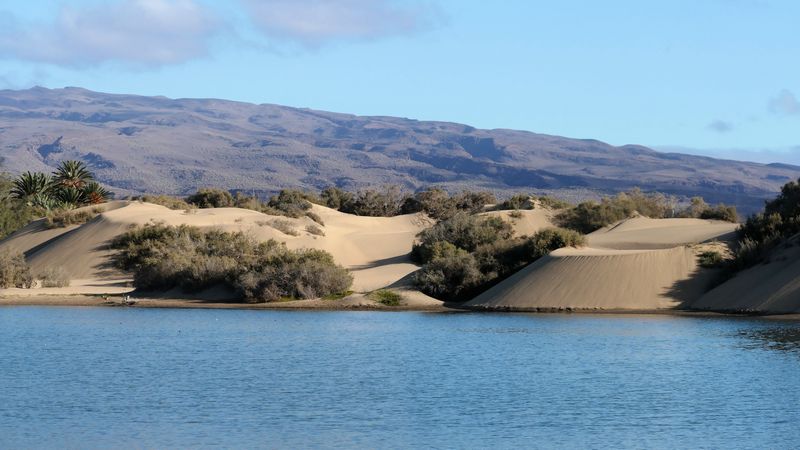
[466,217,737,311]
[0,201,432,296]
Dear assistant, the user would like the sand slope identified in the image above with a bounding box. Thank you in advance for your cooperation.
[480,209,556,236]
[691,243,800,314]
[588,216,738,249]
[466,217,737,311]
[0,201,432,296]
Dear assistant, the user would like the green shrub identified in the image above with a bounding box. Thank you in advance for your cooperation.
[0,250,34,289]
[697,251,724,268]
[340,186,409,217]
[110,224,352,302]
[320,186,355,210]
[413,247,484,300]
[370,289,403,306]
[136,195,192,210]
[535,196,572,210]
[413,224,585,301]
[524,227,586,258]
[699,204,738,222]
[508,210,523,219]
[186,188,234,208]
[267,189,314,217]
[729,178,800,270]
[556,188,677,233]
[38,266,71,288]
[400,187,456,220]
[411,212,513,263]
[453,191,495,214]
[498,193,531,210]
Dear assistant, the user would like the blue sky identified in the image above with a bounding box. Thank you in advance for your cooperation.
[1,0,799,163]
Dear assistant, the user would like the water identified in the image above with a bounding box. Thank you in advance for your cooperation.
[1,308,799,449]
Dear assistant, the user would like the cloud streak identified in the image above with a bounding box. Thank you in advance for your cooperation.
[768,89,800,116]
[0,0,222,67]
[707,119,734,133]
[240,0,437,47]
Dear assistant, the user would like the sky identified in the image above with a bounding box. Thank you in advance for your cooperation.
[0,0,799,164]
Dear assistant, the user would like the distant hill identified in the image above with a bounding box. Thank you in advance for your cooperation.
[1,86,796,215]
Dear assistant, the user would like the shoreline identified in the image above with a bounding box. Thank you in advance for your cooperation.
[2,295,800,320]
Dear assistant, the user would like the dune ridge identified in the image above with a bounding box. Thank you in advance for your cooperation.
[0,201,433,297]
[466,216,738,311]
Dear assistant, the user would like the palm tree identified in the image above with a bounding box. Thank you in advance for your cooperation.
[11,171,52,200]
[81,182,111,205]
[54,186,86,208]
[52,160,93,189]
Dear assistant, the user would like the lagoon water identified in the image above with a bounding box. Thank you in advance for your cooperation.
[1,307,799,449]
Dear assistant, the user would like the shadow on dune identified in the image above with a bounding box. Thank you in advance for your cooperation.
[349,254,413,270]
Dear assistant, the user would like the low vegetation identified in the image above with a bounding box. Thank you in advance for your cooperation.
[370,289,403,306]
[271,219,299,236]
[305,224,325,236]
[44,207,105,229]
[110,224,352,302]
[555,189,738,234]
[38,266,71,288]
[730,178,800,270]
[133,194,193,210]
[697,250,724,268]
[412,211,586,301]
[0,250,34,289]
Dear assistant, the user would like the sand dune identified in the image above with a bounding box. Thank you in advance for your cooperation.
[480,208,556,236]
[466,217,737,311]
[588,216,738,249]
[691,242,800,314]
[466,246,704,310]
[0,201,432,296]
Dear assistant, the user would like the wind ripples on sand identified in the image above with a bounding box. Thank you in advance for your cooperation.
[1,308,799,449]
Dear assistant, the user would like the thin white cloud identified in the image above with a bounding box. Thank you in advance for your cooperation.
[240,0,437,46]
[768,89,800,116]
[0,0,222,67]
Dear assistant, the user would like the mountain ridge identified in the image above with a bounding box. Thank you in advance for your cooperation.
[1,86,797,215]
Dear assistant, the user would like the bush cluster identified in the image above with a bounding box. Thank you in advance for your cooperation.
[411,211,585,301]
[44,207,105,229]
[38,266,71,287]
[556,189,738,234]
[0,250,34,289]
[411,212,513,263]
[110,224,352,302]
[370,289,403,306]
[135,195,193,210]
[730,178,800,270]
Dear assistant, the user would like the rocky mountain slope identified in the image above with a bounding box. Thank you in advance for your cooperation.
[1,86,797,214]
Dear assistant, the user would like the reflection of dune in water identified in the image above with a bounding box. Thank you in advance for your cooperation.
[736,326,800,354]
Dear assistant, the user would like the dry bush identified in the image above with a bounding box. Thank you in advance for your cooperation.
[0,250,34,288]
[38,266,71,287]
[44,207,104,229]
[305,224,325,236]
[271,219,299,236]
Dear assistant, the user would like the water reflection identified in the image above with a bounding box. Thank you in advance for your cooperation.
[737,325,800,354]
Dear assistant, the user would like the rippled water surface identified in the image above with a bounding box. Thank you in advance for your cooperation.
[1,307,799,449]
